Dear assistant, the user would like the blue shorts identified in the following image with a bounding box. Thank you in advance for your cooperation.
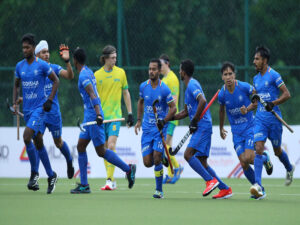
[232,128,254,157]
[24,107,45,137]
[188,127,212,157]
[104,121,121,141]
[79,123,105,147]
[254,119,282,148]
[40,112,62,139]
[141,129,167,157]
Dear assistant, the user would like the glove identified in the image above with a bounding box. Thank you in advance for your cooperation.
[265,102,274,112]
[189,118,198,134]
[43,99,53,112]
[127,113,134,127]
[96,114,103,125]
[156,119,166,131]
[251,94,260,103]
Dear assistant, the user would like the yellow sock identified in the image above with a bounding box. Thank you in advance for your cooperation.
[167,155,180,177]
[104,154,116,181]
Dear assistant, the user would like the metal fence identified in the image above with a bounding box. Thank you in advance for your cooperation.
[1,0,299,127]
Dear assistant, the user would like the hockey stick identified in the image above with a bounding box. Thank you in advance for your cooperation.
[6,98,24,117]
[77,117,125,132]
[252,94,293,133]
[152,99,174,174]
[170,89,220,156]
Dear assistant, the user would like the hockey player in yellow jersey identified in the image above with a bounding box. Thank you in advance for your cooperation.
[94,45,134,190]
[160,54,184,184]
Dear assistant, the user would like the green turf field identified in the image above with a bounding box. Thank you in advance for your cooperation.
[0,178,299,225]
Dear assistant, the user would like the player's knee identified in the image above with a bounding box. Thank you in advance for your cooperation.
[54,138,63,148]
[107,142,116,151]
[184,150,193,161]
[274,148,282,157]
[240,160,249,170]
[95,145,106,157]
[255,144,264,154]
[143,160,153,168]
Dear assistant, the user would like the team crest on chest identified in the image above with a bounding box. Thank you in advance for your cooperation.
[265,81,269,87]
[239,95,243,102]
[34,69,38,75]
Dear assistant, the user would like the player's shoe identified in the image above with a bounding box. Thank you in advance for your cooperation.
[163,175,172,184]
[203,177,219,197]
[101,179,117,190]
[263,151,273,175]
[27,171,39,191]
[250,190,266,200]
[47,172,58,194]
[212,187,233,199]
[126,164,136,189]
[285,164,295,186]
[250,183,264,198]
[170,165,184,184]
[70,183,91,194]
[162,156,169,167]
[153,190,164,199]
[67,161,75,179]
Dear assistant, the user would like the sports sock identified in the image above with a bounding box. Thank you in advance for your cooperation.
[78,152,88,185]
[59,141,72,163]
[154,163,163,192]
[278,150,293,171]
[243,166,255,184]
[254,154,265,186]
[206,166,229,190]
[168,155,179,177]
[187,156,212,181]
[37,146,53,177]
[26,142,39,173]
[104,148,116,181]
[104,149,130,173]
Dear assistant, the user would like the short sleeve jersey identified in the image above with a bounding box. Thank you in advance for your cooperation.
[15,57,52,113]
[185,78,212,127]
[218,80,255,134]
[94,66,128,120]
[253,67,284,122]
[78,65,104,121]
[43,63,63,114]
[139,79,174,133]
[162,70,179,126]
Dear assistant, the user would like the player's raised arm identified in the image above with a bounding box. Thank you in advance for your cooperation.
[59,44,74,80]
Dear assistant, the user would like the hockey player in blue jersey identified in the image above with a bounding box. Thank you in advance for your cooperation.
[70,48,136,194]
[250,46,294,199]
[134,59,176,199]
[172,59,232,199]
[13,33,59,194]
[18,40,75,180]
[218,62,272,198]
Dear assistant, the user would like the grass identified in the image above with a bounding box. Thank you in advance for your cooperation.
[0,178,299,225]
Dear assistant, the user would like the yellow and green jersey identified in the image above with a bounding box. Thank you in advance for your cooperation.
[162,70,179,126]
[94,66,128,120]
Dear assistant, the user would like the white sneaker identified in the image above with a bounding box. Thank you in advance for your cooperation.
[285,164,295,186]
[101,179,117,191]
[250,183,263,198]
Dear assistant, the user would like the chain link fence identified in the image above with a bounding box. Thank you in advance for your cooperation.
[1,0,299,126]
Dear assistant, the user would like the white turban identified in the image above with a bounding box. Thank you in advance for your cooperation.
[35,40,48,55]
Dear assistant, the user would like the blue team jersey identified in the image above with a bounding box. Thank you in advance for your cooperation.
[218,80,255,134]
[253,67,284,123]
[15,57,52,113]
[139,79,174,133]
[78,65,104,121]
[44,63,62,114]
[185,78,212,126]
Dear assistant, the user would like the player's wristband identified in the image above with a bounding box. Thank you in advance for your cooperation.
[91,98,100,107]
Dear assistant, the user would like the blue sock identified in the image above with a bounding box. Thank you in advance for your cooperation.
[59,141,73,163]
[78,152,88,185]
[279,150,292,172]
[243,166,255,184]
[26,142,38,173]
[104,149,130,172]
[154,163,163,192]
[35,150,40,171]
[206,166,229,190]
[37,146,53,177]
[254,154,265,186]
[187,156,212,181]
